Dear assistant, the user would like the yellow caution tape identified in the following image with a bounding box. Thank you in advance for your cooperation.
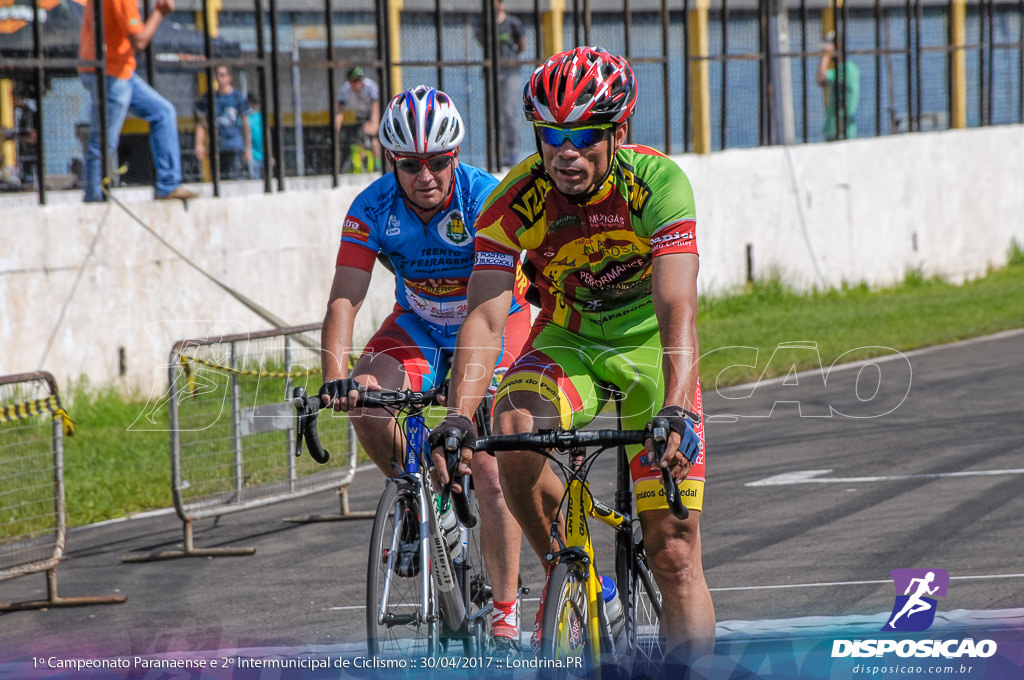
[178,354,325,380]
[0,395,76,436]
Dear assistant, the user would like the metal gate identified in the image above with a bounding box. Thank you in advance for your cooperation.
[0,371,125,610]
[122,324,371,563]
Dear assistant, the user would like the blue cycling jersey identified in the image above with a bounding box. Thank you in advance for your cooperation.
[338,162,522,337]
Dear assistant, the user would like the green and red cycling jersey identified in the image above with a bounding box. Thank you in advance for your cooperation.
[474,144,698,340]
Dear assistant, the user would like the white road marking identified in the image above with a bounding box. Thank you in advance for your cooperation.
[746,468,1024,486]
[710,572,1024,593]
[329,574,1024,610]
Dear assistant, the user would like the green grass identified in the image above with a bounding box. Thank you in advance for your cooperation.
[698,263,1024,386]
[7,258,1024,532]
[61,381,172,526]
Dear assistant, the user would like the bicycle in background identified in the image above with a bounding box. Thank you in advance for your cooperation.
[338,123,377,174]
[476,400,686,677]
[294,383,500,657]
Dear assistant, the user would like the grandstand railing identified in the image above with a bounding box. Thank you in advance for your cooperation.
[2,0,1021,203]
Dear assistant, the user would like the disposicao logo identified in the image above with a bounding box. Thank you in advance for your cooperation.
[882,568,949,632]
[831,569,998,660]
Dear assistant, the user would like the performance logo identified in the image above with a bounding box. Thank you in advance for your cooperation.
[882,569,949,632]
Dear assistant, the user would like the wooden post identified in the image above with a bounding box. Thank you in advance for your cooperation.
[949,0,967,128]
[389,0,404,94]
[541,0,565,59]
[689,0,711,154]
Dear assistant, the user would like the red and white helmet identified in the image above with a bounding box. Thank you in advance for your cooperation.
[523,46,637,125]
[379,85,465,154]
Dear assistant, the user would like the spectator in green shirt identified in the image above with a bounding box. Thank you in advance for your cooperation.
[817,32,860,141]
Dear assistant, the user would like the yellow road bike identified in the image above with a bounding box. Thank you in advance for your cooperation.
[477,410,687,677]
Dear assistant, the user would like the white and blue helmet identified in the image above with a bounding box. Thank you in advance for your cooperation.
[379,85,466,154]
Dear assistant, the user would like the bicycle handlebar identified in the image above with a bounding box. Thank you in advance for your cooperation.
[476,424,689,520]
[434,426,478,529]
[352,386,447,409]
[294,386,331,464]
[292,383,477,526]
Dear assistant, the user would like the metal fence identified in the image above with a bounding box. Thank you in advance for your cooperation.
[2,0,1022,203]
[0,370,124,610]
[122,324,370,563]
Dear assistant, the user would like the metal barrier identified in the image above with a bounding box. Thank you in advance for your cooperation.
[5,0,1024,202]
[122,323,372,563]
[0,371,125,611]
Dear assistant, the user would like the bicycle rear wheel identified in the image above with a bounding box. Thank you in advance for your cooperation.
[628,543,664,676]
[540,561,593,673]
[366,480,439,657]
[461,483,491,656]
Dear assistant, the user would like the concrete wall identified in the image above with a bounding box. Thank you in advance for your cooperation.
[2,126,1021,392]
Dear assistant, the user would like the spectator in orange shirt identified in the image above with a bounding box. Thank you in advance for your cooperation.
[79,0,196,200]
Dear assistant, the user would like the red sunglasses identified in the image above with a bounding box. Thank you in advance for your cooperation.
[392,152,455,174]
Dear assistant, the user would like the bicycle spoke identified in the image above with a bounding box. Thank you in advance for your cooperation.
[366,482,438,657]
[629,548,664,676]
[541,562,592,676]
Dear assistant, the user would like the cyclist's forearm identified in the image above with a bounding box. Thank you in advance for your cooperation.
[448,337,501,417]
[322,265,371,379]
[322,300,359,380]
[448,269,515,416]
[653,254,701,409]
[448,312,505,416]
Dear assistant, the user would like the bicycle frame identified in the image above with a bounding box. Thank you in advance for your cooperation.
[553,448,634,665]
[477,416,681,674]
[379,406,467,633]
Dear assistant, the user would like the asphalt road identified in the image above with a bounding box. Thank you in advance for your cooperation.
[2,330,1022,665]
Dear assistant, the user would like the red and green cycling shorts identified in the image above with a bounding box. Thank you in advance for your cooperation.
[495,322,706,514]
[361,303,532,391]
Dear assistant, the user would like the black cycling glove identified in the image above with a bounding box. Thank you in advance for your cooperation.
[646,405,702,465]
[319,378,359,402]
[428,414,478,454]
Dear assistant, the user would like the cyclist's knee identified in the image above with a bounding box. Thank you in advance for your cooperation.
[470,451,501,493]
[642,511,704,579]
[350,407,399,440]
[492,392,559,436]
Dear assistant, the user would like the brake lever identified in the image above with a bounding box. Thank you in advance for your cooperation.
[443,430,477,528]
[293,386,330,464]
[651,420,688,520]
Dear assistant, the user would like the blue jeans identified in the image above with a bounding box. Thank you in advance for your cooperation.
[81,71,182,201]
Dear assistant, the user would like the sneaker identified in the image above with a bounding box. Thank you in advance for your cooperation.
[157,187,198,200]
[491,599,520,640]
[488,634,525,657]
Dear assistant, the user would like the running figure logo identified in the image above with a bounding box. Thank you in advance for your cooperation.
[881,569,950,632]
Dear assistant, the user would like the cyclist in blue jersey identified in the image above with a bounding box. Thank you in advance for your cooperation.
[320,85,532,652]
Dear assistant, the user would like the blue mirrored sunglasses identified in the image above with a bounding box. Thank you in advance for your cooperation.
[535,124,613,150]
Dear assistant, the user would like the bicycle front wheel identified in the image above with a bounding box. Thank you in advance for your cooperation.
[366,480,438,657]
[540,561,593,671]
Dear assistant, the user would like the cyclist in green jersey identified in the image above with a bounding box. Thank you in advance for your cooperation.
[430,47,715,663]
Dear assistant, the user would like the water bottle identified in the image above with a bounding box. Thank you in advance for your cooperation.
[451,525,469,563]
[601,576,626,649]
[435,494,460,555]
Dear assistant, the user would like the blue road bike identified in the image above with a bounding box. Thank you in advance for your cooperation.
[294,383,498,658]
